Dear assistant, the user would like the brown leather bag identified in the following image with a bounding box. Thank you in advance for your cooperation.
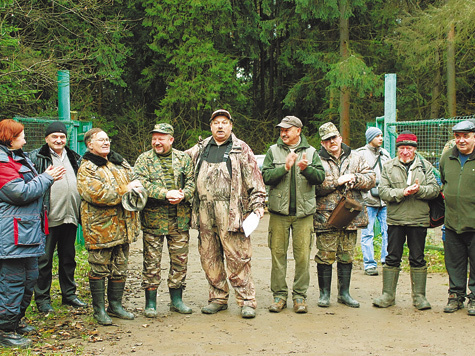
[326,193,363,229]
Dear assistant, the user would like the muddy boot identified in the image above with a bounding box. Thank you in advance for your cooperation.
[373,266,400,308]
[317,264,332,308]
[336,263,360,308]
[107,279,135,320]
[89,278,112,326]
[410,267,431,310]
[144,288,158,318]
[169,288,192,314]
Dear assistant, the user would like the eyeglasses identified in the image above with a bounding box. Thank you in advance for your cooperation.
[92,138,112,144]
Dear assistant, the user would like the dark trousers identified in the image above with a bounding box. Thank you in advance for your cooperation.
[444,228,475,299]
[0,257,38,331]
[386,225,427,268]
[34,223,78,305]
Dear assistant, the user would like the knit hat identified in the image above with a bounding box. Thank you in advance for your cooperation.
[45,122,68,137]
[396,131,417,147]
[365,127,382,144]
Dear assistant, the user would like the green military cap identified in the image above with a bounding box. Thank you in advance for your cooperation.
[150,123,174,135]
[319,122,340,140]
[122,186,148,212]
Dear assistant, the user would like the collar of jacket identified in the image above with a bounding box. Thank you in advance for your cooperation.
[0,144,27,163]
[366,144,381,155]
[83,150,124,167]
[448,145,475,161]
[319,142,351,160]
[276,134,310,151]
[202,133,242,152]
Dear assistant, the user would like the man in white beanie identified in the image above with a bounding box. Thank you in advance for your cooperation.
[356,127,391,276]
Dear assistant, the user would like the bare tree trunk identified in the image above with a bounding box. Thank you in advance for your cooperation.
[339,0,350,144]
[447,22,456,117]
[430,49,442,119]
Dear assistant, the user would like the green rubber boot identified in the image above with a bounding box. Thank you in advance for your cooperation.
[410,266,431,310]
[317,264,332,308]
[89,278,113,325]
[107,280,135,320]
[144,288,158,318]
[337,263,360,308]
[373,266,400,308]
[169,288,192,314]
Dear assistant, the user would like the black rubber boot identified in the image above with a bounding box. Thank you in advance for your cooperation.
[0,330,32,348]
[144,288,158,318]
[337,262,360,308]
[410,266,431,310]
[107,280,134,320]
[89,278,112,326]
[169,288,192,314]
[373,266,400,308]
[317,264,332,307]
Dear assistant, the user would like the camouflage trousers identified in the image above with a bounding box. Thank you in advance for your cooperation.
[88,243,129,280]
[315,229,357,265]
[198,200,256,308]
[142,221,190,290]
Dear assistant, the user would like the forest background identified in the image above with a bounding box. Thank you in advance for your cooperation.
[1,0,475,163]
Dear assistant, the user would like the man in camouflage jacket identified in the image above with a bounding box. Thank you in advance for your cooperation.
[314,122,375,309]
[134,123,195,317]
[77,128,142,326]
[186,109,266,319]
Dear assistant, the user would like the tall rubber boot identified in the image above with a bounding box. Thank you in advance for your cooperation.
[317,264,332,307]
[337,262,360,308]
[169,288,192,314]
[144,288,158,318]
[106,279,135,320]
[373,266,400,308]
[89,278,112,325]
[0,330,32,348]
[410,266,431,310]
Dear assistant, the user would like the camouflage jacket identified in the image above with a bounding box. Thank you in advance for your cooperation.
[77,150,141,250]
[134,148,194,235]
[314,143,376,231]
[187,133,266,232]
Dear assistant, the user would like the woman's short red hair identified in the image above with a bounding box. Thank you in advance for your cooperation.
[0,119,24,147]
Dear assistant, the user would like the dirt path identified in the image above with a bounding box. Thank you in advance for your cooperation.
[82,213,472,356]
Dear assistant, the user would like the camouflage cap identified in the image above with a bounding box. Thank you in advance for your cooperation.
[319,122,340,140]
[276,116,303,129]
[150,123,174,135]
[122,186,148,212]
[210,109,233,123]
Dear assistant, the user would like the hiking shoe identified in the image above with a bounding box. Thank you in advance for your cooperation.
[444,293,464,313]
[293,298,308,313]
[364,267,379,276]
[468,299,475,316]
[268,298,286,313]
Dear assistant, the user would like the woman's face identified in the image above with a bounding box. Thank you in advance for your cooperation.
[10,130,26,150]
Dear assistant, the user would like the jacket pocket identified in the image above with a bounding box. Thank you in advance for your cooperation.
[13,216,42,246]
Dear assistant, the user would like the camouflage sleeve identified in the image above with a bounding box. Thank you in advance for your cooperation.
[134,153,168,201]
[241,143,266,210]
[77,163,123,207]
[353,152,376,191]
[181,153,195,202]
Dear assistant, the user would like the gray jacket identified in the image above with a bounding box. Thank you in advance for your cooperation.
[355,144,391,207]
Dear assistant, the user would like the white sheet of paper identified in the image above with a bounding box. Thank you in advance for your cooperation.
[243,212,260,237]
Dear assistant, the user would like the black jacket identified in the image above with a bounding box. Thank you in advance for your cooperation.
[28,143,81,212]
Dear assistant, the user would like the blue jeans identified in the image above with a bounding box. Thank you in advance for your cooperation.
[360,206,388,270]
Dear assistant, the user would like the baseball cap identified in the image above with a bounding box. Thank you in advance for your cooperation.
[150,123,174,135]
[276,116,303,129]
[319,122,340,141]
[210,109,233,123]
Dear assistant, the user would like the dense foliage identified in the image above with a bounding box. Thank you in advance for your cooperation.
[1,0,474,162]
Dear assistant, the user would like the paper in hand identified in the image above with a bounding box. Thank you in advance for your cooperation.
[242,212,260,237]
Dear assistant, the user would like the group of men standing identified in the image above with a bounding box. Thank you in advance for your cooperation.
[30,113,475,326]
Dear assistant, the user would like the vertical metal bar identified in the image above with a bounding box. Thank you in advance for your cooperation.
[58,70,71,122]
[384,74,397,157]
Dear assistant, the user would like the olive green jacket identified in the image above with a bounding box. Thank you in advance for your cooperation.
[440,146,475,234]
[379,155,440,227]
